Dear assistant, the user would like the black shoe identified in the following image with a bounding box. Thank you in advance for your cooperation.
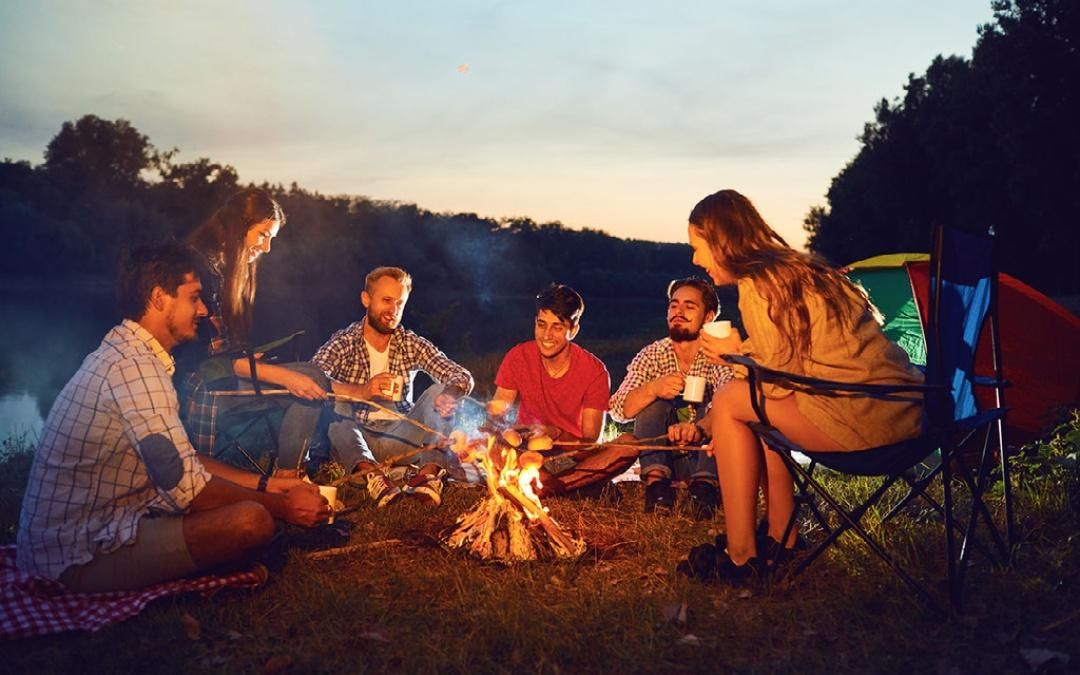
[676,542,720,580]
[676,542,765,587]
[644,479,675,513]
[688,480,718,521]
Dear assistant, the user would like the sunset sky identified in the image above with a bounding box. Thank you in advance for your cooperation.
[0,1,994,248]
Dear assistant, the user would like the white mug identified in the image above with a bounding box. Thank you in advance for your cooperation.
[382,374,404,402]
[703,320,732,339]
[318,485,338,524]
[682,375,706,403]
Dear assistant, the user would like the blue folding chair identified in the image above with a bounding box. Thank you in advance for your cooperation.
[723,225,1012,612]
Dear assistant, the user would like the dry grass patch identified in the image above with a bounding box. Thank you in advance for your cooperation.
[1,419,1078,673]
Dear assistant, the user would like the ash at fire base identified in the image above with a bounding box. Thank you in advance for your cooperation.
[444,422,586,563]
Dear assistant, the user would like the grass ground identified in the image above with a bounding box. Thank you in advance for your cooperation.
[1,418,1078,674]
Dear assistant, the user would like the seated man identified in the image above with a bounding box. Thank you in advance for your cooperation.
[609,277,734,518]
[312,266,474,507]
[16,243,327,593]
[492,283,637,496]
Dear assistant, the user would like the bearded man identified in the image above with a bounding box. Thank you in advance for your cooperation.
[312,266,474,508]
[608,277,734,518]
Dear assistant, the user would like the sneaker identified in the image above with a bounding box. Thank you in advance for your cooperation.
[687,480,719,520]
[644,478,675,513]
[366,472,402,508]
[676,543,765,588]
[405,469,445,506]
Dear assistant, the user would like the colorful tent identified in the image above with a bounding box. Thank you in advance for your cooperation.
[844,254,1080,442]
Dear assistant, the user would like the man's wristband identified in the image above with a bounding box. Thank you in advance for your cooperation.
[257,473,270,493]
[694,423,708,440]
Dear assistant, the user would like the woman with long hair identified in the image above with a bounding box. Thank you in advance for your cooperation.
[685,189,923,583]
[179,188,327,465]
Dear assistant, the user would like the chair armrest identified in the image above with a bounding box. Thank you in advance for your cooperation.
[720,354,943,397]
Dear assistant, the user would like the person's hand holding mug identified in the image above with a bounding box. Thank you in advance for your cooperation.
[649,372,685,400]
[366,372,397,400]
[699,320,741,364]
[282,482,329,527]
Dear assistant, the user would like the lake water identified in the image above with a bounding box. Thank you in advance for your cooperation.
[0,282,116,448]
[0,393,43,448]
[0,281,741,447]
[0,284,670,445]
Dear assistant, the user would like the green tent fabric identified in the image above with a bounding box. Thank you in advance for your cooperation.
[845,256,929,367]
[843,255,1080,441]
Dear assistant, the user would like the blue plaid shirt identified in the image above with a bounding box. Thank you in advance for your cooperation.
[17,321,210,579]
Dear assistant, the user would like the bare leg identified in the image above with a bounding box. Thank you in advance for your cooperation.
[710,381,766,565]
[183,501,276,569]
[711,381,845,564]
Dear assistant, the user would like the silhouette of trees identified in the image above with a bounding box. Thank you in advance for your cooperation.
[1,115,701,357]
[44,115,158,193]
[806,0,1079,295]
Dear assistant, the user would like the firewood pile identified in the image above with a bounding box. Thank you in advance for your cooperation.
[444,422,586,563]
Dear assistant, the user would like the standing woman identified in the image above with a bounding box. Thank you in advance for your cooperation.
[685,189,924,583]
[179,188,327,465]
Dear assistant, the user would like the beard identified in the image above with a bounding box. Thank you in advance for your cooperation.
[368,314,397,335]
[668,325,699,343]
[166,311,198,345]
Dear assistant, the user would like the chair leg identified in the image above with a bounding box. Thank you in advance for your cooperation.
[995,417,1015,553]
[942,449,959,611]
[782,454,945,614]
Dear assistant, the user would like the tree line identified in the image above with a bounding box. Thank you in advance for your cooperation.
[805,0,1079,297]
[0,115,708,360]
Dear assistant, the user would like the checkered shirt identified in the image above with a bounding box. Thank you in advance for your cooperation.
[176,254,232,453]
[312,317,474,424]
[16,320,211,580]
[180,369,225,455]
[608,337,735,423]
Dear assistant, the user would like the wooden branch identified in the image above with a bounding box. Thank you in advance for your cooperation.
[500,481,581,556]
[210,389,447,440]
[305,538,401,561]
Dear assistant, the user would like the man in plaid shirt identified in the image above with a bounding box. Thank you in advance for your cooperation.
[609,277,734,519]
[312,266,474,508]
[16,243,329,592]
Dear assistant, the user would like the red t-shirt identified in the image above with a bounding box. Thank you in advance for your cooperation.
[494,341,610,439]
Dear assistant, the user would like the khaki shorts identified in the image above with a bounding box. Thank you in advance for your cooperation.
[60,515,197,593]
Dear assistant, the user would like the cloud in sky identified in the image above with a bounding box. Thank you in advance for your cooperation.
[0,0,992,247]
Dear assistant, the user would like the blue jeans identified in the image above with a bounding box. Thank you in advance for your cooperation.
[236,361,329,471]
[328,384,459,472]
[635,399,717,483]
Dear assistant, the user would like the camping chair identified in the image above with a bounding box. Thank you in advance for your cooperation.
[723,224,1012,612]
[203,332,312,478]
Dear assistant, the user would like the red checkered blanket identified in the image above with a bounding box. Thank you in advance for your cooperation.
[0,545,267,639]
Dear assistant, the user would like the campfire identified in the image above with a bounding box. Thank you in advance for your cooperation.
[444,408,586,563]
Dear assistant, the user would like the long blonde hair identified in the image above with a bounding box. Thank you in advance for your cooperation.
[187,188,285,344]
[689,189,867,362]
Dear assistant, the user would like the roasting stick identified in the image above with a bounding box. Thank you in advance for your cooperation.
[209,389,447,440]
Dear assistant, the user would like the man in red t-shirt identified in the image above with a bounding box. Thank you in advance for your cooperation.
[492,284,637,496]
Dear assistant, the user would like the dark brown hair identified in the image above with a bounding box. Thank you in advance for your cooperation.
[535,283,585,327]
[186,188,284,342]
[667,276,719,318]
[116,242,202,321]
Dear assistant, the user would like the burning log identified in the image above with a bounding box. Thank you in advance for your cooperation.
[444,431,586,563]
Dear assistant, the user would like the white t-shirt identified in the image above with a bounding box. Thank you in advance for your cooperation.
[365,339,396,421]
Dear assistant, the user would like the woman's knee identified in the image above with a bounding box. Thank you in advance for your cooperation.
[710,379,751,420]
